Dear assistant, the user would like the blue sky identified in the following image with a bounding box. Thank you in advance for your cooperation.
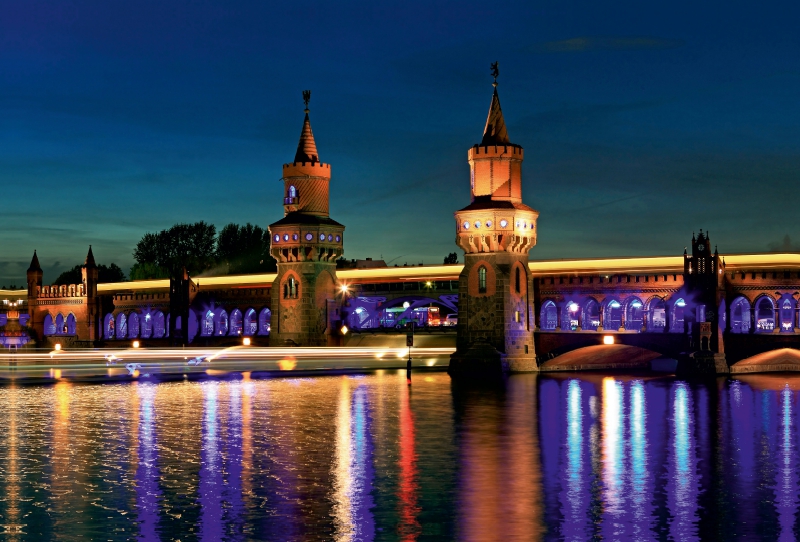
[2,0,800,285]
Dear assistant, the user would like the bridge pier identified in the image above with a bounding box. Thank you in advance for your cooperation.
[676,352,729,378]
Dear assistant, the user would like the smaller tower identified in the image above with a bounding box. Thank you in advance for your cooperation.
[26,251,42,298]
[450,64,538,376]
[269,91,345,346]
[81,246,99,340]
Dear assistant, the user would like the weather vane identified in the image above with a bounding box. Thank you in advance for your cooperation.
[490,61,499,87]
[303,90,311,113]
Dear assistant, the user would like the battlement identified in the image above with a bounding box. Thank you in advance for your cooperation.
[282,161,331,179]
[469,144,523,159]
[37,284,85,299]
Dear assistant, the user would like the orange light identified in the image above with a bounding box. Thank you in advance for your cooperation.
[603,335,615,345]
[340,284,349,294]
[132,340,140,348]
[277,358,297,371]
[340,325,349,335]
[54,343,61,351]
[243,337,251,346]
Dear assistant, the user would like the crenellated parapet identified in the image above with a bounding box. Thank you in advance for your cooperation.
[37,283,86,299]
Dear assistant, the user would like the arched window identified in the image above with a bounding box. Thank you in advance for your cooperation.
[648,298,666,332]
[563,301,580,331]
[104,314,115,339]
[153,312,165,339]
[605,300,622,330]
[243,309,257,336]
[671,298,686,333]
[780,298,794,332]
[755,297,775,332]
[216,310,229,336]
[44,314,56,336]
[116,313,127,339]
[230,309,243,335]
[201,311,214,336]
[625,298,643,331]
[515,267,521,294]
[730,297,751,333]
[258,308,271,335]
[478,266,487,294]
[141,313,153,339]
[66,314,76,335]
[55,314,65,335]
[285,185,298,204]
[128,313,140,339]
[284,277,298,299]
[583,299,600,331]
[540,300,557,330]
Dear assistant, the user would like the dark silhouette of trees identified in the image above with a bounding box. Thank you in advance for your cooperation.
[131,221,276,280]
[444,252,459,264]
[54,263,126,285]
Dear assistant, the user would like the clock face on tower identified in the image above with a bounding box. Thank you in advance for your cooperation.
[697,243,705,252]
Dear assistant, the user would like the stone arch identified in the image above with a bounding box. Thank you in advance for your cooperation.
[104,313,115,339]
[778,295,796,332]
[561,299,581,331]
[188,309,199,342]
[754,294,776,333]
[44,314,56,336]
[624,296,644,331]
[141,312,153,339]
[153,311,166,338]
[128,312,140,339]
[116,313,127,339]
[669,297,687,333]
[539,300,558,331]
[730,296,751,333]
[602,298,623,331]
[468,260,496,296]
[582,297,601,331]
[645,296,667,332]
[243,308,257,336]
[216,309,229,336]
[65,313,76,335]
[258,308,271,335]
[55,314,65,335]
[201,310,214,337]
[281,270,301,300]
[230,309,243,335]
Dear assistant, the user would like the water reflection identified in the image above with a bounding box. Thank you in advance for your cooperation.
[6,373,800,538]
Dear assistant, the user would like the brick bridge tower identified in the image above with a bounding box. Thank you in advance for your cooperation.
[449,66,538,376]
[269,91,345,346]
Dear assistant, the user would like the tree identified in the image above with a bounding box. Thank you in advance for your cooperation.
[216,223,276,274]
[54,263,127,285]
[444,252,459,264]
[133,222,217,276]
[129,262,170,281]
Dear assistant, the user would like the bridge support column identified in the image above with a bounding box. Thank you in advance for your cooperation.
[677,352,729,377]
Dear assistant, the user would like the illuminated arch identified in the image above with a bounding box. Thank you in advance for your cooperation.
[141,312,153,339]
[258,308,271,335]
[116,313,127,339]
[201,310,214,337]
[243,308,257,336]
[779,296,796,332]
[65,313,76,335]
[230,309,243,335]
[128,312,140,339]
[562,300,581,331]
[754,295,775,333]
[43,314,56,336]
[55,314,65,335]
[153,311,165,339]
[603,298,622,331]
[670,298,686,333]
[582,298,600,331]
[216,309,229,336]
[104,313,115,339]
[646,296,667,332]
[540,300,558,331]
[730,296,751,334]
[468,261,495,296]
[624,297,644,331]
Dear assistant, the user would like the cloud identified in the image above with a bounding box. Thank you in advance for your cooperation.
[531,36,684,54]
[768,234,800,252]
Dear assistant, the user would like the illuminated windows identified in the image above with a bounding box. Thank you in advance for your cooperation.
[284,277,299,299]
[478,266,487,293]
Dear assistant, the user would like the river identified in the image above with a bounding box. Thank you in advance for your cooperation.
[0,371,797,541]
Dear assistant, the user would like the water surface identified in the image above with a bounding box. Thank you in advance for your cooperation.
[0,371,798,540]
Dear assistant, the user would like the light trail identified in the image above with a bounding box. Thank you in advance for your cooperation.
[0,347,455,381]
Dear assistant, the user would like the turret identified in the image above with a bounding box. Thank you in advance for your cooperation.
[26,250,42,297]
[81,245,99,297]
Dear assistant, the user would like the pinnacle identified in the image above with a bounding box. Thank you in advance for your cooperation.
[85,245,97,268]
[294,113,320,163]
[481,88,510,145]
[28,250,41,272]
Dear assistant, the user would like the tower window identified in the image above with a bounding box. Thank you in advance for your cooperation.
[284,277,298,299]
[478,266,487,293]
[284,185,298,205]
[515,267,521,294]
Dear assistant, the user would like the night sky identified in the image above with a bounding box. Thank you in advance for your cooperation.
[2,1,800,286]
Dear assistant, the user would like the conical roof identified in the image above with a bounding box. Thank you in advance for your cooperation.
[27,250,41,272]
[294,113,320,163]
[85,245,96,267]
[481,89,510,145]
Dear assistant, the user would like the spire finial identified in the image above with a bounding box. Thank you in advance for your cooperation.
[302,90,311,114]
[490,61,499,88]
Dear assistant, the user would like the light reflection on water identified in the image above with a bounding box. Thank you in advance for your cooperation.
[4,373,800,539]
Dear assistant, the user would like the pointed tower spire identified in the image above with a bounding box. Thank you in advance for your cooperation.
[85,245,97,268]
[481,63,509,145]
[294,90,319,163]
[28,250,41,272]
